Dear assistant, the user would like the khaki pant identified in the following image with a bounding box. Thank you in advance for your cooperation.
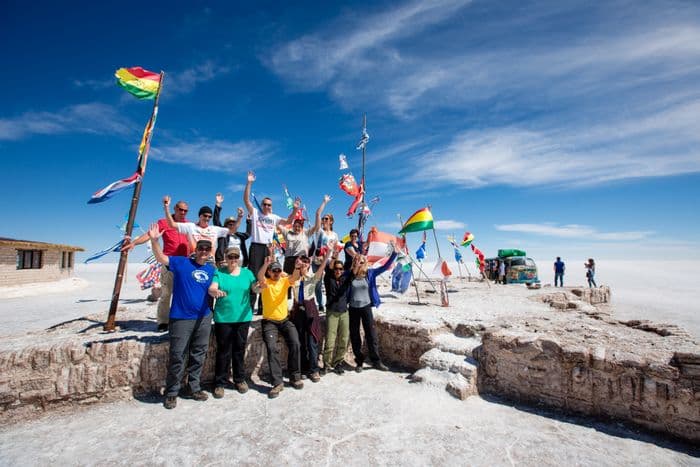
[157,268,173,325]
[323,311,349,368]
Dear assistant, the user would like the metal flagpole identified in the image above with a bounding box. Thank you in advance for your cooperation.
[427,206,449,306]
[398,214,438,297]
[357,113,367,237]
[104,71,165,332]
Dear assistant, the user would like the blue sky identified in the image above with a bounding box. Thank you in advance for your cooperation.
[2,0,699,269]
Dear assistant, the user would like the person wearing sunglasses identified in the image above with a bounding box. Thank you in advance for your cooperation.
[322,249,355,375]
[164,196,240,264]
[243,171,299,314]
[279,194,331,275]
[348,242,397,372]
[290,247,333,382]
[311,212,339,311]
[121,196,191,332]
[257,252,303,398]
[148,224,216,410]
[343,228,363,271]
[207,246,260,399]
[213,192,251,268]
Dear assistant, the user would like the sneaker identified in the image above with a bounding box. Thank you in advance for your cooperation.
[157,323,168,332]
[373,361,389,371]
[268,383,284,399]
[318,305,325,312]
[235,381,249,394]
[320,367,329,376]
[355,364,363,373]
[309,372,320,383]
[163,396,177,409]
[191,390,208,401]
[334,365,345,375]
[213,387,225,399]
[292,379,304,390]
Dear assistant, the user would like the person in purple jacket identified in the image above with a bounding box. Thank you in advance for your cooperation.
[347,242,397,372]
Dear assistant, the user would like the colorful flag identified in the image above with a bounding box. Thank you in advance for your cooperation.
[399,207,434,234]
[415,231,427,261]
[339,153,348,170]
[461,232,475,247]
[356,127,369,150]
[88,172,141,204]
[366,227,405,264]
[84,239,124,263]
[136,261,162,290]
[432,259,452,278]
[137,106,158,173]
[454,247,462,263]
[115,67,161,100]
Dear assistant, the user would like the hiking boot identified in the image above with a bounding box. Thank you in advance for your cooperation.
[373,361,389,371]
[191,390,208,401]
[334,365,345,375]
[213,387,225,399]
[268,383,284,399]
[157,323,168,332]
[292,379,304,390]
[309,372,321,383]
[235,381,249,394]
[163,396,177,409]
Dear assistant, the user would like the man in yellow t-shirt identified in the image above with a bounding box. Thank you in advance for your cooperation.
[258,255,302,399]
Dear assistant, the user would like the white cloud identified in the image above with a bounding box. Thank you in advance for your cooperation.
[434,220,465,230]
[163,61,231,96]
[150,139,275,173]
[495,223,653,241]
[0,103,131,141]
[227,183,246,192]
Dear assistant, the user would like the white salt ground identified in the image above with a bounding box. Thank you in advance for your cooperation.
[0,370,697,466]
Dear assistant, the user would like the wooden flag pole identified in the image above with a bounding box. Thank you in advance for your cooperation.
[104,71,165,332]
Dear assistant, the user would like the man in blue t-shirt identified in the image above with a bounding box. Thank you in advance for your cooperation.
[554,257,565,287]
[149,223,215,409]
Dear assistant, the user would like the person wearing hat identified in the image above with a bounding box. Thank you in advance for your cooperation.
[208,246,259,398]
[243,171,299,314]
[257,251,303,398]
[213,193,251,268]
[148,223,216,410]
[279,194,331,274]
[163,196,239,263]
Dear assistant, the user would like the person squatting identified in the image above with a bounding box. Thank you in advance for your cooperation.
[125,171,393,408]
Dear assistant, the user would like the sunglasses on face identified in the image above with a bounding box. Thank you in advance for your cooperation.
[271,269,282,273]
[197,247,212,252]
[263,203,272,207]
[334,268,344,272]
[201,214,212,219]
[177,208,188,212]
[226,254,240,260]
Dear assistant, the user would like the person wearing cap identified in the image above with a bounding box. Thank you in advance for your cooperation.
[279,194,331,274]
[290,247,334,382]
[243,171,299,314]
[163,195,239,263]
[257,251,303,398]
[147,223,216,410]
[121,196,190,332]
[207,246,259,399]
[213,193,251,268]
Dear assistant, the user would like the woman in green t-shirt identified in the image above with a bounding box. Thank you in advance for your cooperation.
[208,246,259,398]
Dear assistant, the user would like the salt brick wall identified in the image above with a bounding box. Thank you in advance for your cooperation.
[0,247,73,287]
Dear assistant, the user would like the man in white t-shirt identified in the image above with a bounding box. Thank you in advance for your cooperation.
[163,196,240,262]
[243,171,298,313]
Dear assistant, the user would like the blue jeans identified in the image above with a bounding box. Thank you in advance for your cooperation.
[554,272,564,287]
[311,263,325,308]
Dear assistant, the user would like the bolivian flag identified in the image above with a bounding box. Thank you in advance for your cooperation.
[461,232,474,247]
[115,67,161,99]
[399,207,434,234]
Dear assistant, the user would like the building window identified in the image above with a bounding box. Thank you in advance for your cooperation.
[61,251,74,269]
[17,250,43,269]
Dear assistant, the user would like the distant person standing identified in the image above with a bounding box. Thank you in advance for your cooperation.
[585,258,597,288]
[148,223,215,410]
[554,257,565,287]
[498,260,506,284]
[121,197,190,332]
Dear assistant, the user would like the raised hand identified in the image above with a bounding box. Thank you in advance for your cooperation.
[148,223,163,240]
[215,192,224,206]
[247,171,256,183]
[293,197,301,209]
[323,194,331,203]
[237,207,245,218]
[162,195,171,208]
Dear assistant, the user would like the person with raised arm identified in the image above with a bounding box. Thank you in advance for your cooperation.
[280,194,330,274]
[121,196,190,332]
[163,195,239,264]
[322,249,355,374]
[257,249,303,398]
[207,246,259,399]
[243,171,298,313]
[348,242,397,372]
[213,192,250,268]
[148,223,215,410]
[311,212,339,311]
[290,245,333,382]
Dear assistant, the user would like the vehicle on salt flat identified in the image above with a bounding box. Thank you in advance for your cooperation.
[486,249,540,285]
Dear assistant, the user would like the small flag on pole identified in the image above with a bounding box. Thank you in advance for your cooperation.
[339,153,348,170]
[84,239,124,263]
[88,172,141,204]
[115,67,161,100]
[356,127,369,150]
[399,207,434,234]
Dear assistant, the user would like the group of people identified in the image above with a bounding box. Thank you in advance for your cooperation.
[123,171,395,409]
[553,257,597,288]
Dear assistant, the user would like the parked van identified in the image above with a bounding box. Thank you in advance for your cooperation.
[486,250,540,284]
